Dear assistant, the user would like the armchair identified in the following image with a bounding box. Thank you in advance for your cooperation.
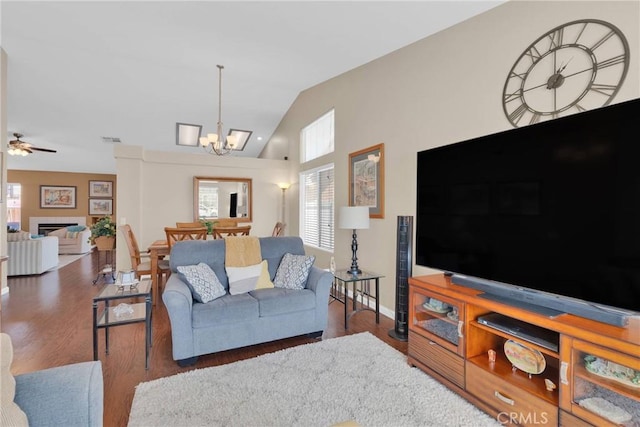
[1,333,104,426]
[48,226,92,254]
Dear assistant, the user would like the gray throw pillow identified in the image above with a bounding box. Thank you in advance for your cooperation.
[273,253,315,290]
[177,263,226,303]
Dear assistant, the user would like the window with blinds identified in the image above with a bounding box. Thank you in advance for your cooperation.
[300,164,334,251]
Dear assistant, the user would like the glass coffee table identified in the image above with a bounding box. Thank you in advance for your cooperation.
[92,279,152,369]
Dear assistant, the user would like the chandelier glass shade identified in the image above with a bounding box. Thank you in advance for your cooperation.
[199,65,238,156]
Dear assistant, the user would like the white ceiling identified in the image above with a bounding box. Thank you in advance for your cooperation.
[2,1,504,174]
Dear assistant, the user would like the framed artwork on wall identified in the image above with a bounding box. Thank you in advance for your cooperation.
[89,198,113,215]
[40,185,77,208]
[89,180,113,197]
[349,143,384,218]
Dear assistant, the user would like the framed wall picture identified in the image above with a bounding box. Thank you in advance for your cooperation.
[89,180,113,197]
[40,185,77,208]
[89,198,113,215]
[349,143,384,218]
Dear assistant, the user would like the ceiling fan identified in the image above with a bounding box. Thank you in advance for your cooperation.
[8,133,57,156]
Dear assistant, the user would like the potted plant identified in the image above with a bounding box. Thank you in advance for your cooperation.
[89,216,117,250]
[199,219,217,235]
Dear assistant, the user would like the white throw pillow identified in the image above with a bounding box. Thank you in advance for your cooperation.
[177,263,226,303]
[226,260,274,295]
[273,253,315,290]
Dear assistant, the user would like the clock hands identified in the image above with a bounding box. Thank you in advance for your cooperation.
[522,59,590,94]
[556,57,573,74]
[546,56,574,90]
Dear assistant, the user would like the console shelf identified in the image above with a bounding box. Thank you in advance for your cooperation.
[470,320,559,359]
[408,274,640,427]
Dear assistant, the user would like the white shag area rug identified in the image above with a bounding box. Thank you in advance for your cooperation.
[129,332,500,427]
[50,253,91,271]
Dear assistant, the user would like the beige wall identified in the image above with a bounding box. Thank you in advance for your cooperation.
[267,0,640,316]
[114,145,290,270]
[6,170,117,229]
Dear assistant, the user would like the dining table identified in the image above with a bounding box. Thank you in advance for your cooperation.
[148,239,169,306]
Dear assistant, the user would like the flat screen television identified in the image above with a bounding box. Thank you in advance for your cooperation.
[416,98,640,326]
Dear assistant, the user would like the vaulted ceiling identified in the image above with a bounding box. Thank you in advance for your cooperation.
[2,1,504,173]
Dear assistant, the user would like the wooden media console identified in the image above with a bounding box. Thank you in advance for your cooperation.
[408,274,639,426]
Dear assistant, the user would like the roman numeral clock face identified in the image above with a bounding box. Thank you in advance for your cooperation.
[503,19,629,127]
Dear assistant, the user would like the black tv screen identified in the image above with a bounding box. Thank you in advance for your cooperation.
[416,98,640,315]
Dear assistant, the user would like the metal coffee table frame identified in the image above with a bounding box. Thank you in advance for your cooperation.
[332,270,383,329]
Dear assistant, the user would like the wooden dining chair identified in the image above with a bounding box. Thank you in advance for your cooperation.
[176,222,203,228]
[119,224,170,286]
[212,225,251,239]
[272,222,285,237]
[215,218,239,227]
[164,227,208,248]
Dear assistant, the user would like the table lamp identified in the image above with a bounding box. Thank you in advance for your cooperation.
[338,206,370,275]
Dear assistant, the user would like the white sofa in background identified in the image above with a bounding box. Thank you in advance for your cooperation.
[47,226,92,254]
[7,233,59,276]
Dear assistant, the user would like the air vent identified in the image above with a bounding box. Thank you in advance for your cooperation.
[101,137,122,144]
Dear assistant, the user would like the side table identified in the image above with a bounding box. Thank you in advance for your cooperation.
[92,280,152,369]
[333,270,384,329]
[93,248,116,284]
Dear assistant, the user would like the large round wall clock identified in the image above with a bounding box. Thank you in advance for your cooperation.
[502,19,629,127]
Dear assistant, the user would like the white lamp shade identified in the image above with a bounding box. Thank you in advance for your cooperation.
[338,206,370,230]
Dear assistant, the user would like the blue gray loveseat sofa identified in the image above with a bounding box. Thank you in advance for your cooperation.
[162,236,333,365]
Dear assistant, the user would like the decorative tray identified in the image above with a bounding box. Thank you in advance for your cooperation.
[422,298,451,314]
[504,339,546,375]
[422,302,450,314]
[584,355,640,388]
[578,397,633,424]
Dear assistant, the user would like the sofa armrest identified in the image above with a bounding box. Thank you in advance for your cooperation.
[14,361,103,427]
[306,266,333,305]
[162,275,195,361]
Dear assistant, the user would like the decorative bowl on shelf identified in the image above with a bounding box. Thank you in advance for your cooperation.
[504,339,546,375]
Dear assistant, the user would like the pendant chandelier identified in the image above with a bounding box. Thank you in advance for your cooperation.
[199,65,238,155]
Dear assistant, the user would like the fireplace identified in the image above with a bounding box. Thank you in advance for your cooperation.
[29,216,87,235]
[38,223,79,236]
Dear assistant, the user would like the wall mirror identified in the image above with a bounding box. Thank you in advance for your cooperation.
[194,177,252,222]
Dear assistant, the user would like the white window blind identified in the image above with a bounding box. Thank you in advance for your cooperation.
[300,109,334,162]
[300,164,334,251]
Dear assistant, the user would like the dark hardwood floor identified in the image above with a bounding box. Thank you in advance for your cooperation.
[1,250,408,426]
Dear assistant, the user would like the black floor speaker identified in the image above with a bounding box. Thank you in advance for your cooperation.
[389,216,412,341]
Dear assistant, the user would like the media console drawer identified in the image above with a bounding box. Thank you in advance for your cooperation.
[466,362,558,426]
[409,330,464,388]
